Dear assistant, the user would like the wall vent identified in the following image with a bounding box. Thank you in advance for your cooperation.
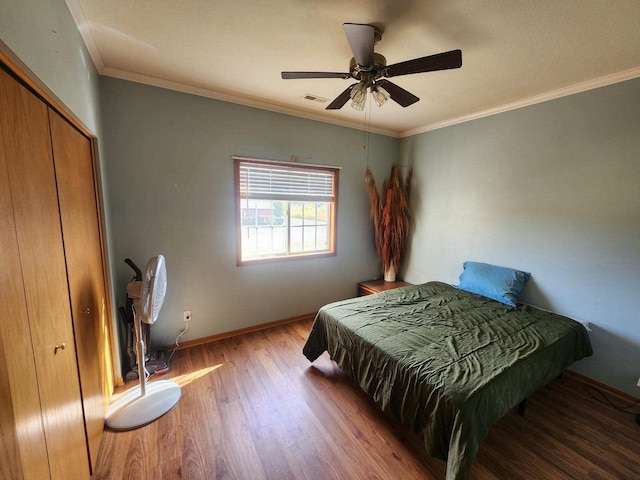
[302,93,329,103]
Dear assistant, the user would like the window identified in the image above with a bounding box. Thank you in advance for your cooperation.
[234,157,339,265]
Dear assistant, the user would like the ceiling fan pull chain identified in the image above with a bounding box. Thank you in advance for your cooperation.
[362,96,372,176]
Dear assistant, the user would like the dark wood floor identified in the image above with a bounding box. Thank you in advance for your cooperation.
[93,319,640,479]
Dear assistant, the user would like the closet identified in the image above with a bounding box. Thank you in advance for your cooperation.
[0,63,112,479]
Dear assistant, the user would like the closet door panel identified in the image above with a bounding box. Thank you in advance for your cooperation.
[49,110,109,471]
[0,69,90,479]
[0,331,25,480]
[0,70,50,480]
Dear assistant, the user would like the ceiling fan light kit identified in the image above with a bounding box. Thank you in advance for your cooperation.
[282,23,462,111]
[371,85,390,107]
[350,80,368,110]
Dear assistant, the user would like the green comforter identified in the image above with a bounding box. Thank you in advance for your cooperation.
[303,282,593,480]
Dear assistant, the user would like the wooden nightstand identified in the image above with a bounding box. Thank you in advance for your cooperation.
[358,279,412,296]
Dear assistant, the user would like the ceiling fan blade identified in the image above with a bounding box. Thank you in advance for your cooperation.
[282,71,350,79]
[326,84,357,110]
[384,49,462,78]
[343,23,375,67]
[377,80,419,107]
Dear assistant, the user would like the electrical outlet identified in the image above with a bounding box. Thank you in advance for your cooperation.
[183,310,191,322]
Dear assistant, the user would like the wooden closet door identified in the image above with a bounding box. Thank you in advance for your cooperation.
[0,68,90,479]
[0,70,49,480]
[49,111,110,471]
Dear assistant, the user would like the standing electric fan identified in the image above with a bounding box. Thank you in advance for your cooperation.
[106,255,181,430]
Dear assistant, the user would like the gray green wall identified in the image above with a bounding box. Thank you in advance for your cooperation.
[0,0,101,134]
[100,76,397,350]
[3,0,638,396]
[400,78,640,396]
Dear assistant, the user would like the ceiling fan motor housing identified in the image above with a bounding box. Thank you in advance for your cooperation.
[349,53,387,81]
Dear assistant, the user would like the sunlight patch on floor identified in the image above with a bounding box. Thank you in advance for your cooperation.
[110,364,224,401]
[171,364,223,387]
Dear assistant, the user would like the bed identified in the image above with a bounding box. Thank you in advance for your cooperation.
[303,281,593,480]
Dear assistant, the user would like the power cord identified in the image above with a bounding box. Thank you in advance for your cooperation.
[585,384,640,424]
[168,319,189,363]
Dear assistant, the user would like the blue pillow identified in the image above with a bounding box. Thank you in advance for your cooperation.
[457,261,530,307]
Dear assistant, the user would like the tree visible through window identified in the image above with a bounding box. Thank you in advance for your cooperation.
[234,157,339,265]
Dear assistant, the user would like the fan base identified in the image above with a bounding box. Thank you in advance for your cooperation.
[106,379,181,431]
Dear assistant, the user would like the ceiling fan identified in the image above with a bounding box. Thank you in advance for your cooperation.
[282,23,462,111]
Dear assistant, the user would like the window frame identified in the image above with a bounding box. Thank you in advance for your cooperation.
[234,156,339,266]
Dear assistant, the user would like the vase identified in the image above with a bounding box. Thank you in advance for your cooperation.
[384,264,396,282]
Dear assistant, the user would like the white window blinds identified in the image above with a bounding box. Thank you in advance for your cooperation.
[237,158,336,202]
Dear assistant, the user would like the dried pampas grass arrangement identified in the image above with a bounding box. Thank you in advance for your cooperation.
[365,164,412,281]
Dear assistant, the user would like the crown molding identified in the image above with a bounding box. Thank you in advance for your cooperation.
[98,64,640,142]
[64,0,639,141]
[399,66,640,138]
[65,0,398,136]
[65,0,104,71]
[101,66,399,137]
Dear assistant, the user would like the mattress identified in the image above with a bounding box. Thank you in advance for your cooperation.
[303,281,593,479]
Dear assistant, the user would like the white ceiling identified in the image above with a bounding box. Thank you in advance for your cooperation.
[66,0,640,137]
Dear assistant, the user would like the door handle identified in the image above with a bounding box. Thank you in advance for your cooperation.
[54,342,66,354]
